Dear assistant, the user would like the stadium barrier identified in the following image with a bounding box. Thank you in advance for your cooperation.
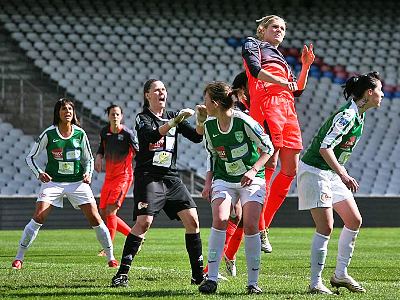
[0,196,398,229]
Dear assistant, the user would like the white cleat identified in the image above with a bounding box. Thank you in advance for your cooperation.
[217,273,228,281]
[260,229,272,253]
[223,255,237,277]
[330,274,366,293]
[308,282,334,294]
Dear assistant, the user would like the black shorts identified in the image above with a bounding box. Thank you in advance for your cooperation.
[133,174,197,221]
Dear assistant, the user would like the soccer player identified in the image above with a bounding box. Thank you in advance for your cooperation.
[242,15,315,252]
[95,104,138,256]
[198,81,274,294]
[111,79,206,287]
[12,98,117,270]
[297,72,383,294]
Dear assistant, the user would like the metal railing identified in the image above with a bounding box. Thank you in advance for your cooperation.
[0,65,44,129]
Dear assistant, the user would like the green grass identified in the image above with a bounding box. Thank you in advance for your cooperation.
[1,228,399,299]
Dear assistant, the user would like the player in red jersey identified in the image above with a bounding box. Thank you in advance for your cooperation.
[95,104,138,254]
[242,15,315,252]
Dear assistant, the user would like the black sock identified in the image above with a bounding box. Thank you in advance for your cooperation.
[185,232,204,281]
[116,233,143,275]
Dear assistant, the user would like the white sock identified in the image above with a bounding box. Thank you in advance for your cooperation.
[93,221,115,261]
[245,233,261,286]
[310,232,330,288]
[335,226,359,278]
[15,219,42,261]
[207,227,226,282]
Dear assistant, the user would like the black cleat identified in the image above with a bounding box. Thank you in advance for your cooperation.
[247,284,263,294]
[111,274,129,287]
[199,279,218,294]
[191,274,206,285]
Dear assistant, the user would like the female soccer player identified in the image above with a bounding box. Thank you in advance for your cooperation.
[111,79,206,288]
[242,15,315,252]
[198,81,274,294]
[297,72,383,294]
[12,98,117,270]
[95,104,138,255]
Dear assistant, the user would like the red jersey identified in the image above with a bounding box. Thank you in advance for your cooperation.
[97,125,138,180]
[242,37,299,106]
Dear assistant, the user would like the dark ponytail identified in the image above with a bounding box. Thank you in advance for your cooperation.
[343,71,381,101]
[143,79,158,108]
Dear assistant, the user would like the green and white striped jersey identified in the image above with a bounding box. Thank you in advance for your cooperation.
[204,110,274,183]
[302,100,364,170]
[26,125,94,182]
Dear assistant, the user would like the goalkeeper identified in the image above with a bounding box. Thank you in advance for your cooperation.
[112,79,208,288]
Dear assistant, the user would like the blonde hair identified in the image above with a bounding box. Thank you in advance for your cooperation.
[256,15,285,39]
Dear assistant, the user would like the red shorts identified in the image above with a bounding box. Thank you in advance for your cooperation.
[250,95,302,150]
[99,177,133,209]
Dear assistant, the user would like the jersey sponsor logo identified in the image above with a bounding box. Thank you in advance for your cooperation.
[339,136,356,149]
[149,139,164,151]
[138,202,148,210]
[231,143,248,159]
[215,146,227,159]
[234,131,244,143]
[51,148,63,160]
[58,161,74,174]
[244,40,256,50]
[66,149,81,160]
[337,116,350,127]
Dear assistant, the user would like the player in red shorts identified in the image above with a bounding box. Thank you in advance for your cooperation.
[95,104,138,255]
[242,15,315,252]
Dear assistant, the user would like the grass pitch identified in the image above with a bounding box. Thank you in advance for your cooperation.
[0,228,399,299]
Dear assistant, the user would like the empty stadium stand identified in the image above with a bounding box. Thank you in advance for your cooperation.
[0,0,400,196]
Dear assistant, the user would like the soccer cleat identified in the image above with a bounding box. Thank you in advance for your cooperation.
[224,255,237,277]
[330,274,366,293]
[308,282,333,294]
[191,274,206,285]
[12,259,23,270]
[247,284,263,294]
[97,249,106,257]
[108,259,119,268]
[198,279,218,294]
[111,274,129,287]
[260,229,272,253]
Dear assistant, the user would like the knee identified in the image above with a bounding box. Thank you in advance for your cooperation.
[347,215,362,231]
[136,218,152,233]
[244,223,259,235]
[317,224,333,237]
[212,218,228,231]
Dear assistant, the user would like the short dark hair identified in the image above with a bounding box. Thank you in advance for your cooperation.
[105,104,123,115]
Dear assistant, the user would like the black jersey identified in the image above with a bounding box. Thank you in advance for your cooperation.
[134,107,202,177]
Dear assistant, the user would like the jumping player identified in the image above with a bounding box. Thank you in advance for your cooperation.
[297,72,383,294]
[95,104,138,255]
[12,98,117,270]
[242,15,315,252]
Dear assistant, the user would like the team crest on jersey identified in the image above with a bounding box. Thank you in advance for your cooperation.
[234,131,244,143]
[51,148,63,160]
[118,134,124,141]
[72,139,80,147]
